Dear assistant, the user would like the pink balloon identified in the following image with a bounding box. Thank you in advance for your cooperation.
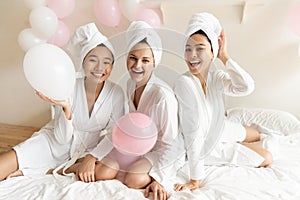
[288,3,300,36]
[46,0,75,19]
[47,20,70,47]
[112,112,158,156]
[93,0,121,28]
[134,8,161,28]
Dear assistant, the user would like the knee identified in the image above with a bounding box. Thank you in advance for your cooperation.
[123,173,151,189]
[260,150,273,167]
[94,158,119,181]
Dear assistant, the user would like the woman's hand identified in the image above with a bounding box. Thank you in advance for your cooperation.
[75,154,97,183]
[35,90,71,119]
[217,29,230,65]
[174,179,203,191]
[144,179,169,200]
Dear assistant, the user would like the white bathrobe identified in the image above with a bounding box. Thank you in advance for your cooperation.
[174,59,263,181]
[90,74,185,187]
[126,74,185,186]
[14,76,125,175]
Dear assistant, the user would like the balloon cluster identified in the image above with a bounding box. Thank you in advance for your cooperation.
[93,0,162,28]
[18,0,75,51]
[20,0,76,100]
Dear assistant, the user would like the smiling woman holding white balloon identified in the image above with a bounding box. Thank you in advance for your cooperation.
[0,23,125,181]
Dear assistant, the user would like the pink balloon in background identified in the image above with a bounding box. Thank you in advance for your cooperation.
[47,20,70,47]
[46,0,75,19]
[288,2,300,36]
[93,0,121,28]
[134,8,161,28]
[112,112,158,157]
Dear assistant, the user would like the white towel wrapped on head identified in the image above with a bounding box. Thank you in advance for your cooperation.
[185,12,222,60]
[126,21,162,67]
[67,23,115,75]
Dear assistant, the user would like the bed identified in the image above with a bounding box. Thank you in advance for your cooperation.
[1,107,300,200]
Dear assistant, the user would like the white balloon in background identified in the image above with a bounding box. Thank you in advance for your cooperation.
[24,0,46,10]
[18,28,46,52]
[119,0,143,21]
[29,6,58,39]
[23,43,76,100]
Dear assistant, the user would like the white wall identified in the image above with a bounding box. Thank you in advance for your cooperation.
[1,0,300,128]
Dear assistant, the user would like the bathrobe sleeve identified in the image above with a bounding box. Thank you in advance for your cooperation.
[219,59,255,96]
[51,100,74,145]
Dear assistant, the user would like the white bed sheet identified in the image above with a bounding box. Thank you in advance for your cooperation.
[1,133,300,200]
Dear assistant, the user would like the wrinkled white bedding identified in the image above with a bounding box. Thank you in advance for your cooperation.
[1,133,300,200]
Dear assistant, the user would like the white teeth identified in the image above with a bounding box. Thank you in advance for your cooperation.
[190,61,200,67]
[132,68,144,74]
[190,61,200,64]
[92,72,104,77]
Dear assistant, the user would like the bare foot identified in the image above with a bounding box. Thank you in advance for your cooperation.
[6,170,23,179]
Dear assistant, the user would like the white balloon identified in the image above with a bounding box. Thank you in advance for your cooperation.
[29,6,58,39]
[18,28,46,52]
[119,0,143,21]
[23,43,76,100]
[24,0,46,10]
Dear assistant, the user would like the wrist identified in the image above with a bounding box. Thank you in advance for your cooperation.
[220,55,230,65]
[190,179,201,184]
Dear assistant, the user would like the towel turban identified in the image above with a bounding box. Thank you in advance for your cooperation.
[126,21,162,67]
[185,12,222,60]
[67,23,115,72]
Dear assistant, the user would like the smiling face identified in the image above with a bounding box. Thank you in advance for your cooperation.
[185,33,214,77]
[83,45,113,85]
[126,42,155,87]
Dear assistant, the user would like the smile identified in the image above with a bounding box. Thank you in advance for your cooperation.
[91,72,105,78]
[131,68,144,74]
[190,60,201,68]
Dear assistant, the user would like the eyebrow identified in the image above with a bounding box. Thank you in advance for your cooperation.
[129,54,151,59]
[88,54,112,61]
[186,43,206,47]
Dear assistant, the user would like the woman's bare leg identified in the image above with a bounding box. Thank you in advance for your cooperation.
[65,157,119,181]
[0,150,19,181]
[241,142,273,167]
[94,157,119,181]
[123,158,152,189]
[243,125,260,143]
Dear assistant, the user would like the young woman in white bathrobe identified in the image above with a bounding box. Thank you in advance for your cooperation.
[0,23,124,181]
[65,21,184,200]
[173,12,273,191]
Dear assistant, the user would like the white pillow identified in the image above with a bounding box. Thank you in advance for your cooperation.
[226,107,300,135]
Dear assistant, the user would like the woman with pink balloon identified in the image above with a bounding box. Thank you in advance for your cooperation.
[65,21,184,200]
[0,23,125,181]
